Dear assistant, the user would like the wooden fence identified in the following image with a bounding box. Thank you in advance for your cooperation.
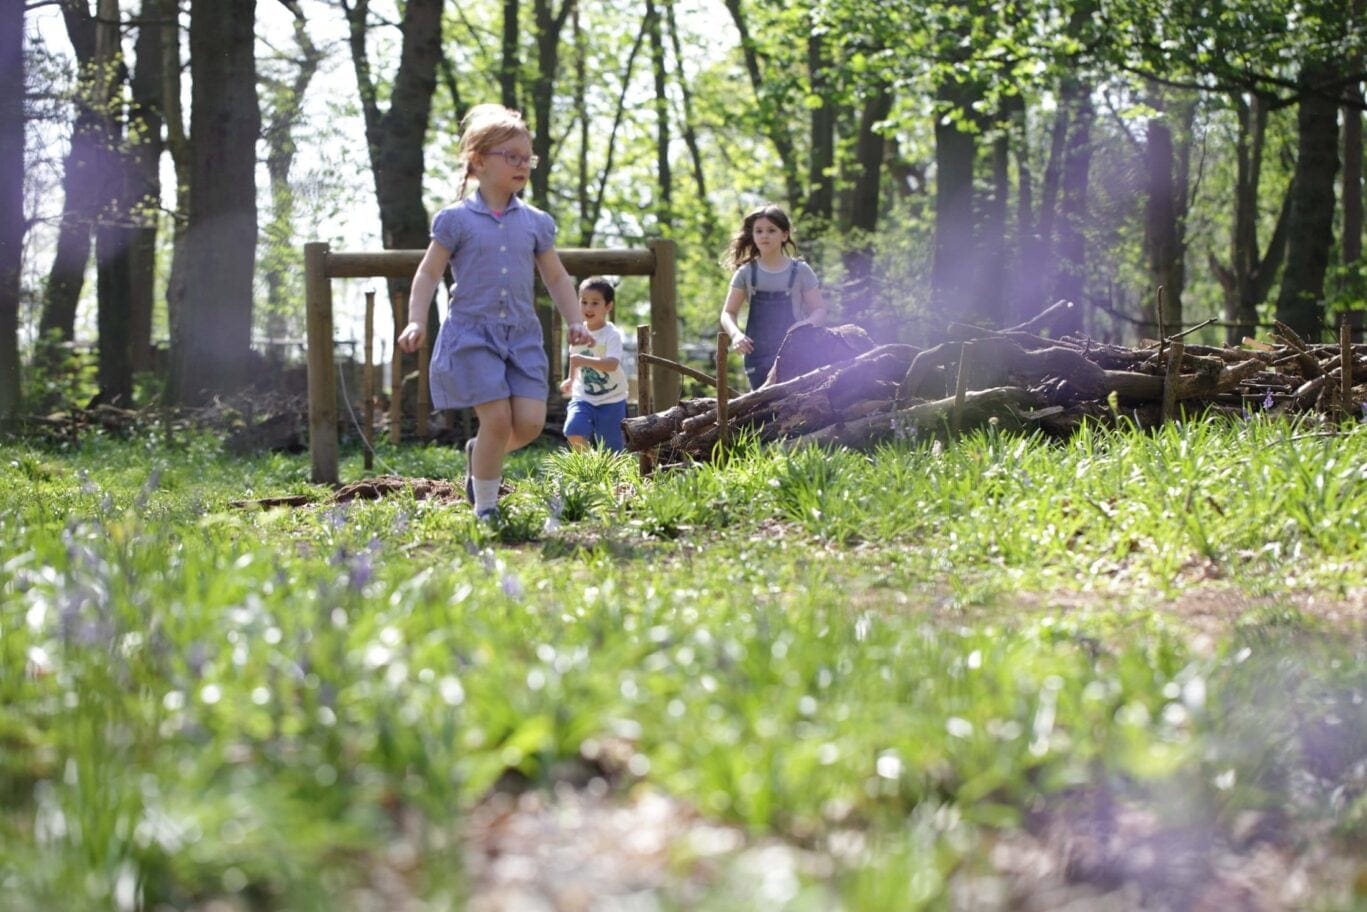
[304,240,678,484]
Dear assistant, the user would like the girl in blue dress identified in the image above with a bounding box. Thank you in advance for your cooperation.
[397,104,592,522]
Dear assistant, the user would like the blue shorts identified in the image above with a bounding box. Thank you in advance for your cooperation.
[428,319,548,410]
[563,398,627,451]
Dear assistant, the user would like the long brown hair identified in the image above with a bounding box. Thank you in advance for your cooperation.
[723,205,798,269]
[456,104,533,199]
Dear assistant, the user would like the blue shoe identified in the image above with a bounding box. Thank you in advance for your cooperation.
[464,438,476,504]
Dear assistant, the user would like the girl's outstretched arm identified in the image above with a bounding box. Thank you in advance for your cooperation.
[720,286,753,354]
[536,248,592,346]
[398,241,452,353]
[798,285,828,327]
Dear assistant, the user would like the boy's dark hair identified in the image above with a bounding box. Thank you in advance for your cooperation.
[579,276,616,305]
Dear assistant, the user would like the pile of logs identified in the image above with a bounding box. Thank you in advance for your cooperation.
[623,307,1365,461]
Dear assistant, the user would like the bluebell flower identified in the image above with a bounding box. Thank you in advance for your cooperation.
[500,573,524,600]
[1263,390,1274,410]
[347,551,373,591]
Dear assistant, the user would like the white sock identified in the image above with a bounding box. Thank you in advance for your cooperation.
[472,477,501,514]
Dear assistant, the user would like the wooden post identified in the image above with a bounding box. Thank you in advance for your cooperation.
[647,238,679,410]
[305,241,339,484]
[637,324,654,475]
[1162,341,1185,422]
[1342,319,1353,421]
[716,332,730,452]
[390,292,403,445]
[417,334,430,440]
[363,289,375,471]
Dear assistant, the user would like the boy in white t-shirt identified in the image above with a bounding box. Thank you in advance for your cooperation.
[559,277,629,451]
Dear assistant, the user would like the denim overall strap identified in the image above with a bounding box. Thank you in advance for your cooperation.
[742,259,798,389]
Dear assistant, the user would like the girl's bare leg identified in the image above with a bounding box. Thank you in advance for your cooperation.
[471,396,546,478]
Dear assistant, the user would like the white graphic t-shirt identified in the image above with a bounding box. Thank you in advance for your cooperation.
[569,321,628,405]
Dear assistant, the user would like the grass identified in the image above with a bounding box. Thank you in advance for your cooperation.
[0,417,1364,910]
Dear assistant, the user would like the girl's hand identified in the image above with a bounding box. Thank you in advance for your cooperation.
[559,377,573,396]
[397,322,426,353]
[566,322,592,346]
[730,332,754,355]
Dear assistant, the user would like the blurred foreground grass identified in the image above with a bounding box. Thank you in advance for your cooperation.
[1,418,1363,910]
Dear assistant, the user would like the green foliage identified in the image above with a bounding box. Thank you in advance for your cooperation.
[2,421,1364,905]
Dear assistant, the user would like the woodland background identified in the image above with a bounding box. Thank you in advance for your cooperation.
[1,0,1364,418]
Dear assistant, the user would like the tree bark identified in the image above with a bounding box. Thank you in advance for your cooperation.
[530,0,575,209]
[1343,0,1365,342]
[160,0,190,364]
[645,0,671,230]
[842,84,893,318]
[37,3,100,362]
[342,0,442,306]
[1141,90,1194,338]
[1276,62,1341,341]
[931,77,977,322]
[501,0,519,110]
[583,17,648,246]
[128,0,165,378]
[1051,75,1093,337]
[172,0,259,404]
[261,0,321,356]
[0,0,23,419]
[93,0,134,405]
[1209,92,1291,344]
[803,28,834,224]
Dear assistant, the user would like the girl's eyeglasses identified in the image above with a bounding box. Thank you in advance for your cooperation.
[487,150,540,169]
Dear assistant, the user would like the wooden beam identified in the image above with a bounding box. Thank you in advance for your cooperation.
[647,238,679,409]
[323,247,658,279]
[305,242,339,485]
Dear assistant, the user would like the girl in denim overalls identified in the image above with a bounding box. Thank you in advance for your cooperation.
[719,206,828,390]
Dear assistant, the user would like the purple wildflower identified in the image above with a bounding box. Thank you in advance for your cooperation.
[500,573,525,600]
[1263,390,1275,410]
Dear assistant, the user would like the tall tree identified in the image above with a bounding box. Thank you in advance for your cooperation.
[260,0,322,355]
[1141,90,1195,336]
[159,0,190,366]
[803,27,834,224]
[92,0,135,405]
[1209,93,1291,344]
[0,0,23,419]
[127,0,166,378]
[1342,0,1365,341]
[1275,62,1340,340]
[645,0,671,230]
[530,0,575,209]
[500,0,518,110]
[842,82,892,317]
[171,0,258,404]
[1050,73,1093,336]
[341,0,441,259]
[36,1,102,361]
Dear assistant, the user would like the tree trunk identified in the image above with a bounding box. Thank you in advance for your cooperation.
[722,0,800,205]
[93,0,134,406]
[531,0,575,209]
[803,29,834,225]
[931,79,977,322]
[161,0,190,364]
[584,17,648,246]
[1051,76,1092,337]
[344,0,441,298]
[1343,0,1364,342]
[128,0,165,378]
[1142,91,1193,337]
[172,0,258,404]
[1209,93,1291,344]
[37,5,100,363]
[501,0,519,110]
[0,0,23,419]
[646,0,671,230]
[261,0,321,357]
[1276,62,1341,341]
[842,84,893,318]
